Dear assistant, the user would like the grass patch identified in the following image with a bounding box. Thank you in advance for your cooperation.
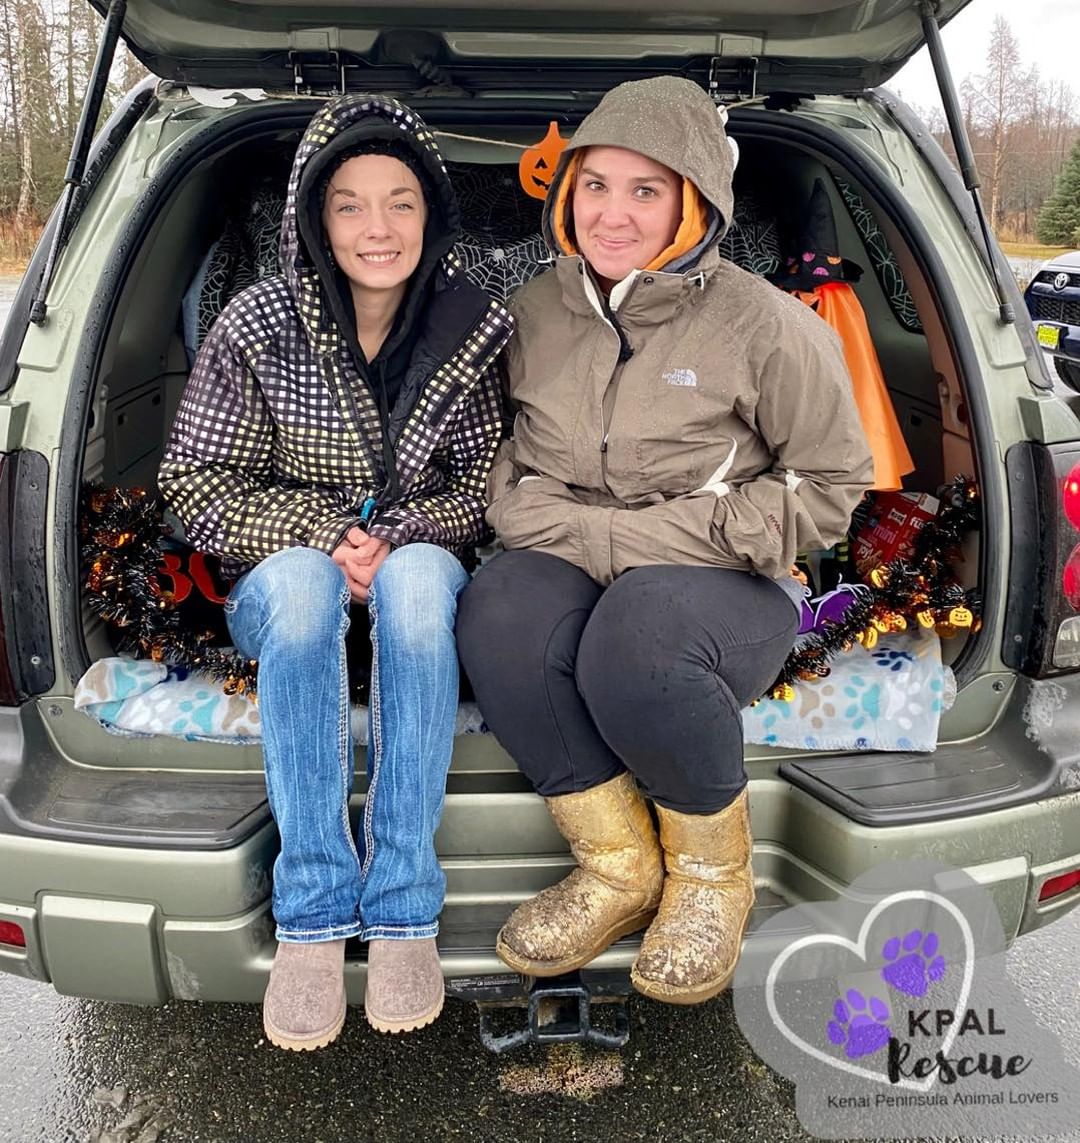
[999,241,1074,260]
[0,216,42,276]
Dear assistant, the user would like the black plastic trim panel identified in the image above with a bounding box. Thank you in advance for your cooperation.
[0,451,54,698]
[780,745,1049,826]
[0,709,269,849]
[778,672,1080,825]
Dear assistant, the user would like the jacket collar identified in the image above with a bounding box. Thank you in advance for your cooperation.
[554,246,721,328]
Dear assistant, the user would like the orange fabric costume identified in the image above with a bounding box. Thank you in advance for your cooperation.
[791,282,914,492]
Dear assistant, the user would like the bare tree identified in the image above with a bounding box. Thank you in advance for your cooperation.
[14,0,48,230]
[960,15,1025,231]
[0,0,22,160]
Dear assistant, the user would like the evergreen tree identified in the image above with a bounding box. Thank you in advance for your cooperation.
[1037,137,1080,246]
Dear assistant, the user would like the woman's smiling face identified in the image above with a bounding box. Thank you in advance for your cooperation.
[571,146,683,288]
[321,154,427,295]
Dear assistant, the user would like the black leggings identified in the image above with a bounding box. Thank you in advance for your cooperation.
[456,550,799,814]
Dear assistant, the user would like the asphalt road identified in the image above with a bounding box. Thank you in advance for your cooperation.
[2,271,1080,1143]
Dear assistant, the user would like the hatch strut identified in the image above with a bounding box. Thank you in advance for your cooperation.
[918,1,1013,325]
[29,0,127,325]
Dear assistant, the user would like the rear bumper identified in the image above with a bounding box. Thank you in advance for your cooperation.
[1,781,1079,1005]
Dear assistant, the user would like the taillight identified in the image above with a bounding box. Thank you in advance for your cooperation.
[0,921,25,948]
[1038,868,1080,903]
[1063,462,1080,529]
[1063,545,1080,609]
[1004,441,1080,675]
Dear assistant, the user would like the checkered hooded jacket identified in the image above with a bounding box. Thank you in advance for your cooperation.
[159,95,513,574]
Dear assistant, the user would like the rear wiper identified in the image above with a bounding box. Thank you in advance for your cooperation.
[919,0,1014,325]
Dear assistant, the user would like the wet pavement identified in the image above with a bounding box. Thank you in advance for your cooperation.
[0,275,20,308]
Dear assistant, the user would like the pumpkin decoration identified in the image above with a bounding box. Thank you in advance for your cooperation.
[948,606,974,628]
[518,121,568,201]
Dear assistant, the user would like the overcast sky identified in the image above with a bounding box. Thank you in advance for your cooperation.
[889,0,1077,115]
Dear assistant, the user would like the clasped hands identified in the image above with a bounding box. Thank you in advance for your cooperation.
[332,526,392,604]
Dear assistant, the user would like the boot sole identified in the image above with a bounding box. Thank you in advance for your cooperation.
[264,999,346,1051]
[630,964,736,1005]
[496,907,659,977]
[365,984,445,1034]
[630,910,750,1006]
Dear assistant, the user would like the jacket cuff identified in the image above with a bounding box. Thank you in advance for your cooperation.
[365,517,409,548]
[309,514,360,554]
[577,506,615,585]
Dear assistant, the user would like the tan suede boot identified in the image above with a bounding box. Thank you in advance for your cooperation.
[630,788,755,1005]
[496,771,663,976]
[263,938,347,1050]
[364,937,444,1034]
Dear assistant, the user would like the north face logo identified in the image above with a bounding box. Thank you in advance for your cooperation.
[663,368,698,387]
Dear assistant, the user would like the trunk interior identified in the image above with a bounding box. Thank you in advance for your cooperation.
[22,99,1001,954]
[72,105,985,758]
[78,107,980,670]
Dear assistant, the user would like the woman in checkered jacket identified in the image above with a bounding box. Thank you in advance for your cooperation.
[159,95,512,1049]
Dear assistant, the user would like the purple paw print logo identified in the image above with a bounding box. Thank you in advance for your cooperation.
[823,930,948,1062]
[826,989,891,1058]
[880,929,946,998]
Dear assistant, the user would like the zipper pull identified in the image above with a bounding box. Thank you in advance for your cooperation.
[600,433,609,454]
[358,495,378,530]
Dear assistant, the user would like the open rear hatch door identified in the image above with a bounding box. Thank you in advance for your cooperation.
[91,0,974,95]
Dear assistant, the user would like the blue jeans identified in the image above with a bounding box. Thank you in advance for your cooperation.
[225,543,469,943]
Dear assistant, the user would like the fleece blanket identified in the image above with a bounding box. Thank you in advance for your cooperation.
[75,630,952,753]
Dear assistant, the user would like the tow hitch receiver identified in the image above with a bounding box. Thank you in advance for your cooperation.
[448,970,632,1053]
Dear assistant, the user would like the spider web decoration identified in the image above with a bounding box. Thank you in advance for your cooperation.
[454,232,552,302]
[447,162,544,243]
[717,193,782,277]
[196,181,286,352]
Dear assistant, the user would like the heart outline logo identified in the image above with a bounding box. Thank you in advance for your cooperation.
[765,889,975,1092]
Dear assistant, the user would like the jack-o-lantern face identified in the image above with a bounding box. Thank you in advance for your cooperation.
[518,121,567,200]
[949,606,974,628]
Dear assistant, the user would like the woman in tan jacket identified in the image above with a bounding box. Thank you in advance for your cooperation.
[457,76,873,1004]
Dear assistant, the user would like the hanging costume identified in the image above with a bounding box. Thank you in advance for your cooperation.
[772,178,914,492]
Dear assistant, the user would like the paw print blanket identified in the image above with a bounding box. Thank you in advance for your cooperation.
[741,629,954,753]
[75,630,952,753]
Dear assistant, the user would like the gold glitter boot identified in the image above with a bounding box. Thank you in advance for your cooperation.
[496,772,662,976]
[630,788,755,1005]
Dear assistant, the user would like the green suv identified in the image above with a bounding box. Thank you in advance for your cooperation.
[1,0,1079,1033]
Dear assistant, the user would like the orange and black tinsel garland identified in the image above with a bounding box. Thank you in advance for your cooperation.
[80,478,981,705]
[79,484,260,698]
[765,476,981,701]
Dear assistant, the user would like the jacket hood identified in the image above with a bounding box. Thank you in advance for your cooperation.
[280,94,461,357]
[541,77,735,263]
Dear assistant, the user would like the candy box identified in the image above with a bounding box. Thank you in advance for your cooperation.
[852,490,939,574]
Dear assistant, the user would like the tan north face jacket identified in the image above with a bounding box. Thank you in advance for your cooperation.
[487,76,873,584]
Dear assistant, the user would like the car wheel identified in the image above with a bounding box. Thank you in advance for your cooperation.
[1055,358,1080,391]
